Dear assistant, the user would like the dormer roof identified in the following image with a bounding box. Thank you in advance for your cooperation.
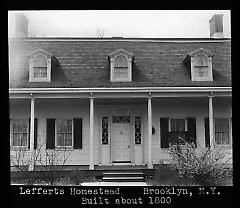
[108,49,134,59]
[28,49,53,58]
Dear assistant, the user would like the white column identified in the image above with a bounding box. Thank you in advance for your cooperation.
[89,96,94,170]
[147,95,153,169]
[208,95,214,149]
[29,97,35,171]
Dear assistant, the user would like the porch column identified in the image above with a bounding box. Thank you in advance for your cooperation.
[89,96,94,170]
[208,94,214,149]
[147,94,153,169]
[29,96,35,171]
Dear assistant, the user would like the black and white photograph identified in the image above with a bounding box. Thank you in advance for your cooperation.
[8,10,232,205]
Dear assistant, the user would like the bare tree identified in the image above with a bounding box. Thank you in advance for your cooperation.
[10,140,73,185]
[95,28,105,38]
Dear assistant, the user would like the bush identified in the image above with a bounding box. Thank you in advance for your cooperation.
[69,170,87,185]
[169,138,232,185]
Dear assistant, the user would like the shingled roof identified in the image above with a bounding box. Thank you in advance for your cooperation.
[9,38,231,88]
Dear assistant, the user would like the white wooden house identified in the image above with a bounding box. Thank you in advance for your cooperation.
[9,14,232,171]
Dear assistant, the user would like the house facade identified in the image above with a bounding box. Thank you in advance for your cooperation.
[9,14,232,171]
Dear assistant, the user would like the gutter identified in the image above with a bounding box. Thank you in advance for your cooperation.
[9,87,232,94]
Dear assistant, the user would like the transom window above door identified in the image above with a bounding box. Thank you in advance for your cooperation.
[112,116,130,123]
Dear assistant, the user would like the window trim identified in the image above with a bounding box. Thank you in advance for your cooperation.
[10,119,29,149]
[190,48,213,81]
[55,119,74,149]
[184,48,214,82]
[214,118,232,147]
[109,49,133,82]
[191,53,213,81]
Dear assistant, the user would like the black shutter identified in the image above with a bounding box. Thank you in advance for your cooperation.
[34,119,38,150]
[46,119,55,149]
[28,118,30,149]
[160,118,169,148]
[187,117,197,146]
[204,117,210,148]
[73,118,82,149]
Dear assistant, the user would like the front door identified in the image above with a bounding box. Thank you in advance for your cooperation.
[111,116,131,162]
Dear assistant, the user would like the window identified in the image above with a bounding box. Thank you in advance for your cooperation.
[28,49,52,82]
[112,116,130,123]
[183,48,213,81]
[214,119,230,145]
[170,119,186,132]
[11,120,28,147]
[56,119,73,147]
[168,118,187,145]
[108,49,134,82]
[33,55,47,78]
[134,116,141,144]
[102,117,109,145]
[194,54,209,78]
[114,55,128,79]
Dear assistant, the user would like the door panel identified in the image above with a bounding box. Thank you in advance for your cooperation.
[112,117,131,162]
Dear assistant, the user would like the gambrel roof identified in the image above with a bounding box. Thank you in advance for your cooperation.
[9,38,231,88]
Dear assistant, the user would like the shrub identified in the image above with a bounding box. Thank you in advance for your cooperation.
[69,170,86,185]
[169,138,232,185]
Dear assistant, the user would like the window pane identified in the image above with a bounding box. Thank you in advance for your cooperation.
[113,116,130,123]
[170,119,185,132]
[56,119,72,147]
[195,66,209,78]
[215,119,230,145]
[34,67,47,78]
[12,120,28,147]
[114,67,128,79]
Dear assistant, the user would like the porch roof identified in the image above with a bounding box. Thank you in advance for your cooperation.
[9,38,231,88]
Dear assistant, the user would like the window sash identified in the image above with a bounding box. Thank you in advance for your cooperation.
[56,119,73,147]
[33,67,47,78]
[195,66,209,78]
[214,119,230,145]
[11,120,28,147]
[114,67,128,79]
[170,119,186,132]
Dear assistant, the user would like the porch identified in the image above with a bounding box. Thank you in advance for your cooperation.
[9,87,232,171]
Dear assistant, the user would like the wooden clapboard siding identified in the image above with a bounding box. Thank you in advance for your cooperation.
[9,97,232,165]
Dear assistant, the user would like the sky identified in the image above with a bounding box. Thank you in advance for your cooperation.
[8,10,231,38]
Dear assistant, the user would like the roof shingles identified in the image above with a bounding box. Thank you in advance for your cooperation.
[9,39,231,88]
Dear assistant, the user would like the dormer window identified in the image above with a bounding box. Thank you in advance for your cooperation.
[33,54,47,78]
[114,55,128,79]
[108,49,134,82]
[28,49,52,82]
[184,48,214,81]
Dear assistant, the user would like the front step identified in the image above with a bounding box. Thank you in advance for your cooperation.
[102,171,145,182]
